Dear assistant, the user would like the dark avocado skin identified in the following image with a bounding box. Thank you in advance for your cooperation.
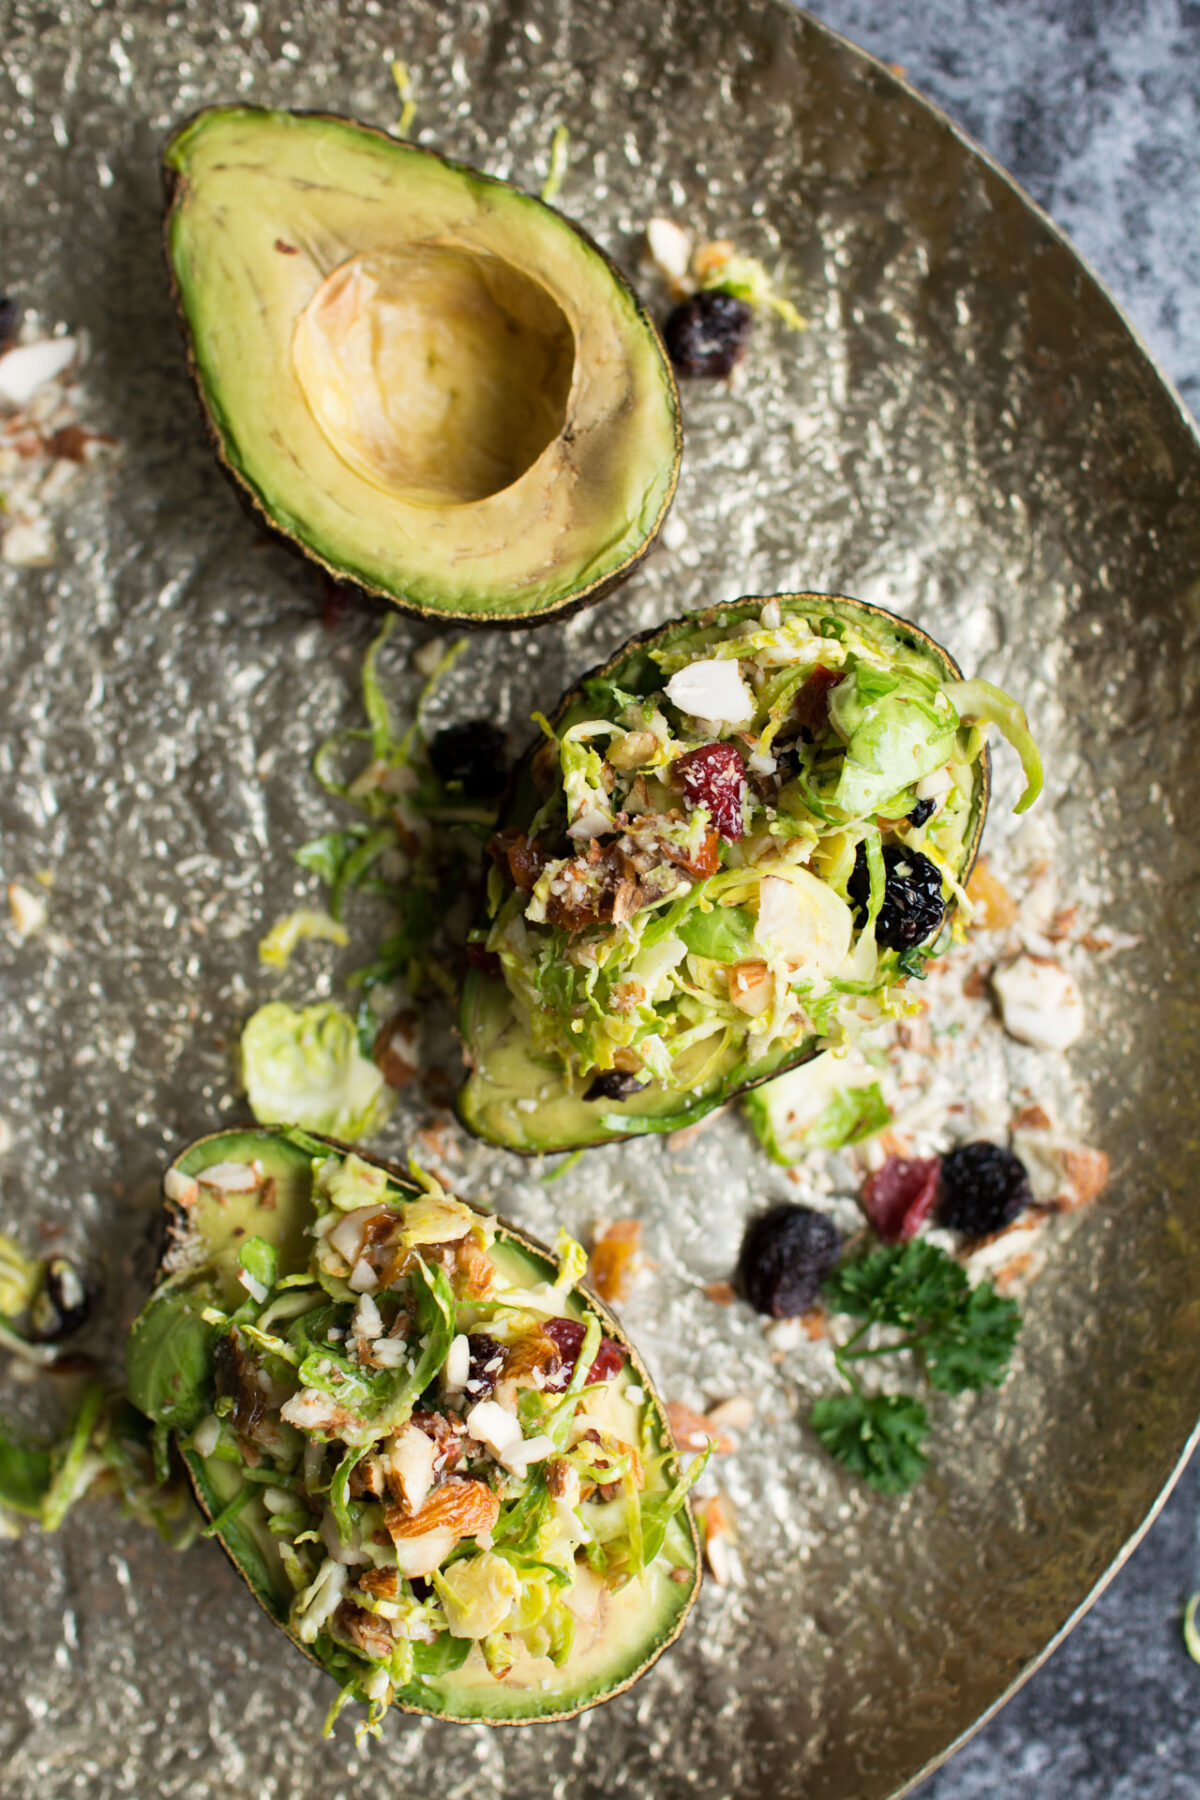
[161,107,682,630]
[144,1124,701,1726]
[456,591,991,1154]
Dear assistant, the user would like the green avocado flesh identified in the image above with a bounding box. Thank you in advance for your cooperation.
[458,592,992,1153]
[126,1128,699,1726]
[165,107,681,623]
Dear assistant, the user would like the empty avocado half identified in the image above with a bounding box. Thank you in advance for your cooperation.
[126,1127,700,1727]
[164,107,681,624]
[458,591,1042,1153]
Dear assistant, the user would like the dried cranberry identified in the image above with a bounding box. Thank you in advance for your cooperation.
[861,1157,941,1243]
[848,843,946,952]
[663,290,753,378]
[674,742,746,841]
[464,941,502,979]
[465,1333,506,1398]
[0,298,22,352]
[541,1317,627,1391]
[906,797,935,828]
[793,665,843,741]
[429,720,509,801]
[738,1204,843,1317]
[937,1142,1032,1238]
[583,1069,648,1103]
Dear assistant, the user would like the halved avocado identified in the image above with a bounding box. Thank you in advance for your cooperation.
[457,592,994,1153]
[126,1127,699,1726]
[164,107,681,625]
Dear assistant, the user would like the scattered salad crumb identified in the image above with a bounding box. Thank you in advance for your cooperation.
[0,303,116,566]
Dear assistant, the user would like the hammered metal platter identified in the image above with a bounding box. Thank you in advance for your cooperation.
[2,3,1200,1797]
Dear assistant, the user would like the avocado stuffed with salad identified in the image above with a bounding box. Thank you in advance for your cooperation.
[126,1128,700,1730]
[458,592,1041,1152]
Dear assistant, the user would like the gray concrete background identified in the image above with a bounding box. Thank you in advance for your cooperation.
[802,3,1200,1793]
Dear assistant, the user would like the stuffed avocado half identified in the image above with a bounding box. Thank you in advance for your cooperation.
[164,107,680,624]
[126,1128,700,1729]
[458,592,1041,1153]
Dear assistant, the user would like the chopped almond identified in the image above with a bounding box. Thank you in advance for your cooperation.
[696,1492,737,1586]
[728,960,772,1016]
[962,965,991,999]
[966,857,1018,932]
[705,1396,753,1434]
[1058,1147,1110,1210]
[703,1280,736,1306]
[667,1401,734,1455]
[1013,1104,1052,1131]
[386,1476,499,1545]
[800,1306,827,1341]
[994,1252,1036,1292]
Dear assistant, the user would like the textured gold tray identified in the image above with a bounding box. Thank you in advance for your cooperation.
[1,3,1198,1797]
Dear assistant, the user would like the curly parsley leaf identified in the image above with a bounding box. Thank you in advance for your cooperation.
[810,1391,929,1495]
[822,1238,968,1330]
[921,1280,1021,1394]
[811,1240,1022,1494]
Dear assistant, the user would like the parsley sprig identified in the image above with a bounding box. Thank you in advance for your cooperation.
[810,1241,1021,1495]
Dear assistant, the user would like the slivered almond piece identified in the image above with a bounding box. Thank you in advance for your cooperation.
[386,1476,499,1544]
[667,1401,734,1455]
[1058,1147,1110,1211]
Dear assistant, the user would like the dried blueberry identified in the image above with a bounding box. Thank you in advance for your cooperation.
[738,1204,843,1318]
[663,290,753,379]
[937,1141,1033,1238]
[0,297,22,352]
[848,843,946,952]
[906,797,935,828]
[584,1069,648,1103]
[429,720,509,800]
[27,1257,92,1343]
[465,1333,507,1397]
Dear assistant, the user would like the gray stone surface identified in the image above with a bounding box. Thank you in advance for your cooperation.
[804,3,1200,1792]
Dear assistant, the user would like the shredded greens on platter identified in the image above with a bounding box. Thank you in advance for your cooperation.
[242,621,502,1136]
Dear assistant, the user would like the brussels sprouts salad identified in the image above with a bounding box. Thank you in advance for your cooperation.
[127,1129,700,1730]
[460,593,1041,1151]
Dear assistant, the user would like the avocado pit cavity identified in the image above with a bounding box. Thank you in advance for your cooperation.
[292,247,575,506]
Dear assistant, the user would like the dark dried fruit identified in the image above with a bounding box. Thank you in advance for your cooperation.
[793,665,843,741]
[738,1204,843,1318]
[429,719,509,800]
[465,1333,506,1397]
[674,741,746,841]
[848,843,946,952]
[861,1156,941,1244]
[0,297,22,352]
[663,289,753,378]
[906,797,935,828]
[213,1330,266,1434]
[540,1316,627,1391]
[27,1256,92,1343]
[488,828,546,892]
[584,1068,648,1103]
[937,1141,1032,1238]
[464,941,502,980]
